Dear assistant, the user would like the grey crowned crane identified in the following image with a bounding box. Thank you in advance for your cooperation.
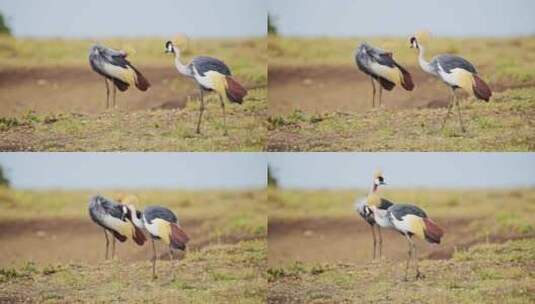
[356,42,414,107]
[354,170,394,259]
[372,202,444,280]
[165,35,247,135]
[409,31,492,132]
[124,203,190,279]
[88,195,146,259]
[89,44,150,109]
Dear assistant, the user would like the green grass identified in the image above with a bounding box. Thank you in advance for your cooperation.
[268,187,535,236]
[267,36,535,151]
[0,36,266,86]
[269,36,535,85]
[267,87,535,151]
[0,88,267,151]
[0,37,266,151]
[268,239,535,304]
[1,240,266,303]
[0,187,267,240]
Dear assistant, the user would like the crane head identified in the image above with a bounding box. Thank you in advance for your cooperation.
[410,30,431,49]
[373,169,386,186]
[165,40,174,54]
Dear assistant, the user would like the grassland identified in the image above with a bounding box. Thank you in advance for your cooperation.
[267,187,535,303]
[267,36,535,151]
[0,36,267,151]
[0,187,267,303]
[268,239,535,304]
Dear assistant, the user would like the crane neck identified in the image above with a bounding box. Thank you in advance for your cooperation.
[417,44,434,74]
[173,48,192,77]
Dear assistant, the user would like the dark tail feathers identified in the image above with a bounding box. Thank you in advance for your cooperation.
[132,226,146,246]
[423,217,444,244]
[225,76,247,104]
[112,230,127,242]
[113,79,129,92]
[472,75,491,102]
[399,66,414,91]
[378,77,395,91]
[130,65,150,91]
[170,223,190,250]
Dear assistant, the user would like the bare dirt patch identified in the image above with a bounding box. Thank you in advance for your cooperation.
[0,217,257,266]
[0,66,238,116]
[268,216,532,266]
[268,65,533,115]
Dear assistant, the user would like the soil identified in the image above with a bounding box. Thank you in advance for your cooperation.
[268,65,531,115]
[0,217,257,266]
[0,66,202,116]
[267,216,532,266]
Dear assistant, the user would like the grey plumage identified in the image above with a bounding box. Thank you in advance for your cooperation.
[88,195,125,230]
[88,194,129,260]
[387,204,428,221]
[355,197,374,225]
[355,197,394,225]
[428,54,478,77]
[356,43,396,72]
[89,44,150,109]
[143,206,178,225]
[89,45,130,90]
[192,56,232,77]
[355,42,414,107]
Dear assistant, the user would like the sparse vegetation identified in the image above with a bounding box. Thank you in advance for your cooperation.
[0,189,267,302]
[268,239,535,303]
[268,36,535,151]
[0,37,266,151]
[267,188,535,303]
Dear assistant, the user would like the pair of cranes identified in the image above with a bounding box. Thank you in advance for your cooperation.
[88,194,189,279]
[89,35,247,135]
[356,31,492,132]
[355,170,444,280]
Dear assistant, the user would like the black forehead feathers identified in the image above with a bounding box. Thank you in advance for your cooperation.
[410,37,417,43]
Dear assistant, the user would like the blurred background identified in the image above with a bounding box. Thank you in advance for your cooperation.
[268,0,535,37]
[0,0,267,152]
[268,153,535,189]
[0,152,267,266]
[0,0,265,38]
[267,153,535,269]
[0,152,266,189]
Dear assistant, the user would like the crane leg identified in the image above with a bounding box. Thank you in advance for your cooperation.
[104,79,110,110]
[151,238,158,279]
[219,95,228,136]
[196,89,205,134]
[113,85,117,109]
[377,226,383,258]
[455,96,466,133]
[103,229,109,260]
[169,248,174,261]
[370,77,376,108]
[413,241,424,279]
[378,85,383,107]
[441,90,455,130]
[111,237,116,259]
[403,234,412,281]
[370,223,377,260]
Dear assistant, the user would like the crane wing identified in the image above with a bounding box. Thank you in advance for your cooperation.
[389,204,427,221]
[144,206,178,224]
[435,54,477,74]
[192,56,232,76]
